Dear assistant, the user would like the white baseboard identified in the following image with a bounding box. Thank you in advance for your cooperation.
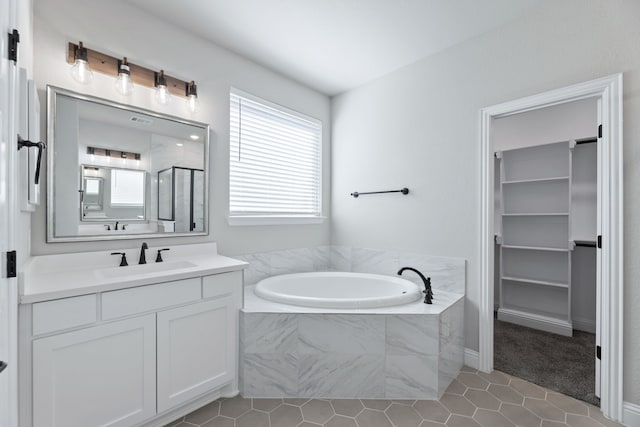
[572,316,596,334]
[624,401,640,427]
[464,348,479,370]
[497,308,573,337]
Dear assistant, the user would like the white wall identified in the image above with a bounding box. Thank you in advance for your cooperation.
[331,0,640,404]
[31,0,331,255]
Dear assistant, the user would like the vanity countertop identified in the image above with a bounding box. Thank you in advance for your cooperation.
[20,243,247,304]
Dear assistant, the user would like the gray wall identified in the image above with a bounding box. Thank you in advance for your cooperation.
[331,0,640,404]
[31,0,332,255]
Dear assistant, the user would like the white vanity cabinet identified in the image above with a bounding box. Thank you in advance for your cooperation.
[22,269,244,427]
[32,315,157,427]
[157,297,234,412]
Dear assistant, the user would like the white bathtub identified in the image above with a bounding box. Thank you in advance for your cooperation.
[254,272,422,309]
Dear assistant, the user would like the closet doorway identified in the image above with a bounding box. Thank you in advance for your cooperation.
[478,75,623,422]
[492,99,598,404]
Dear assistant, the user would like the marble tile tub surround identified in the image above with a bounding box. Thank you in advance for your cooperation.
[236,246,466,294]
[239,299,464,399]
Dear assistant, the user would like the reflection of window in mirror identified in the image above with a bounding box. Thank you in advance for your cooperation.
[110,169,145,206]
[85,178,100,195]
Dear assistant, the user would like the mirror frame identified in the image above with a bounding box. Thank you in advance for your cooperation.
[46,85,210,242]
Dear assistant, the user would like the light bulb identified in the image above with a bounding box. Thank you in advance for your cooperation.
[70,42,93,84]
[155,85,170,105]
[186,94,198,113]
[185,81,198,113]
[115,59,134,96]
[154,70,171,105]
[71,59,93,84]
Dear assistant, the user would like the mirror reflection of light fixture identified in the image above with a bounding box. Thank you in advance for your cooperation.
[155,70,171,105]
[70,41,94,84]
[87,146,140,162]
[186,81,198,113]
[115,57,134,96]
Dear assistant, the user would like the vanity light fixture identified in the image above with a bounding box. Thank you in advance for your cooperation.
[66,42,198,109]
[70,41,94,84]
[186,81,198,113]
[154,70,171,105]
[115,57,134,96]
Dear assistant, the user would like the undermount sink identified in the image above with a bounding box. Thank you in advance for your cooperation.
[97,260,197,279]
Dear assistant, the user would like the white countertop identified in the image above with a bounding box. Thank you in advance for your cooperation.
[20,243,248,304]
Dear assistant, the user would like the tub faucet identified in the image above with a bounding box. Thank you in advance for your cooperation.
[397,267,433,304]
[139,242,149,264]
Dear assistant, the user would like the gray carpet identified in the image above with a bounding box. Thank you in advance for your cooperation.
[494,318,599,406]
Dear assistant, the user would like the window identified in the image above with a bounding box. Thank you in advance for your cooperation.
[229,89,322,224]
[110,169,145,206]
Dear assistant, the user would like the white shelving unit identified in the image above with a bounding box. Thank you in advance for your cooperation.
[496,141,574,336]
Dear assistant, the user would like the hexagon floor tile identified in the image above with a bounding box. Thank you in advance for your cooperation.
[165,368,623,427]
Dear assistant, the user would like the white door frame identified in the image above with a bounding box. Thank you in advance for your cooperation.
[0,0,19,424]
[478,74,624,421]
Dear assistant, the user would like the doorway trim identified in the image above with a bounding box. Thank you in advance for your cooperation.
[478,74,623,421]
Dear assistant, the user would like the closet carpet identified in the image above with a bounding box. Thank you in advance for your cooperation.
[494,318,598,406]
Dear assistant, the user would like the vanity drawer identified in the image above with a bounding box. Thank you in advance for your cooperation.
[202,271,242,299]
[102,278,202,320]
[33,294,97,336]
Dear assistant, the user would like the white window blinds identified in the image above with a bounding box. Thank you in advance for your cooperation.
[229,90,322,218]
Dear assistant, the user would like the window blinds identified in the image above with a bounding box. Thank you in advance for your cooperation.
[229,91,322,216]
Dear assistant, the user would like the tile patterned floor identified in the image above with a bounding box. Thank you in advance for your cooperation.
[165,367,623,427]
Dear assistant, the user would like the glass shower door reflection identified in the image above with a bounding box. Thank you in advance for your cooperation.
[157,167,205,233]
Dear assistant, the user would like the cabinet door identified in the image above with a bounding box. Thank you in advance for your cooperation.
[157,298,235,412]
[33,315,156,427]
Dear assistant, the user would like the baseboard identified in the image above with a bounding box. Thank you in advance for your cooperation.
[624,401,640,427]
[464,348,479,370]
[497,308,573,337]
[572,316,596,334]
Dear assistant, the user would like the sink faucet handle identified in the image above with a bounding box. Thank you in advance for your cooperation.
[110,252,128,267]
[155,248,170,263]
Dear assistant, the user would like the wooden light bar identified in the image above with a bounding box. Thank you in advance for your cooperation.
[67,42,190,98]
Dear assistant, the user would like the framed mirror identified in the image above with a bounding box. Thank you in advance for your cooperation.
[47,86,209,241]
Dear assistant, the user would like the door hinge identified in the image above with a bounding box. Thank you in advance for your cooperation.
[596,345,601,360]
[8,29,19,63]
[598,124,602,139]
[6,250,17,278]
[597,235,602,249]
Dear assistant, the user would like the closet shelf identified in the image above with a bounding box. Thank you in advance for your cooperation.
[502,213,569,217]
[501,244,569,252]
[502,176,569,185]
[502,276,569,289]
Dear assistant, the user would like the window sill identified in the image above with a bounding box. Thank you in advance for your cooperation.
[227,215,327,226]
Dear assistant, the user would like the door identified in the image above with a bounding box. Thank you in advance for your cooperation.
[157,298,235,412]
[0,0,18,426]
[32,315,157,427]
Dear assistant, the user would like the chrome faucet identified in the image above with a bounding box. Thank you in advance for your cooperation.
[139,242,149,264]
[398,267,433,304]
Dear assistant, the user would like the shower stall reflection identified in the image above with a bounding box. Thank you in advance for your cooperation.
[158,166,205,232]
